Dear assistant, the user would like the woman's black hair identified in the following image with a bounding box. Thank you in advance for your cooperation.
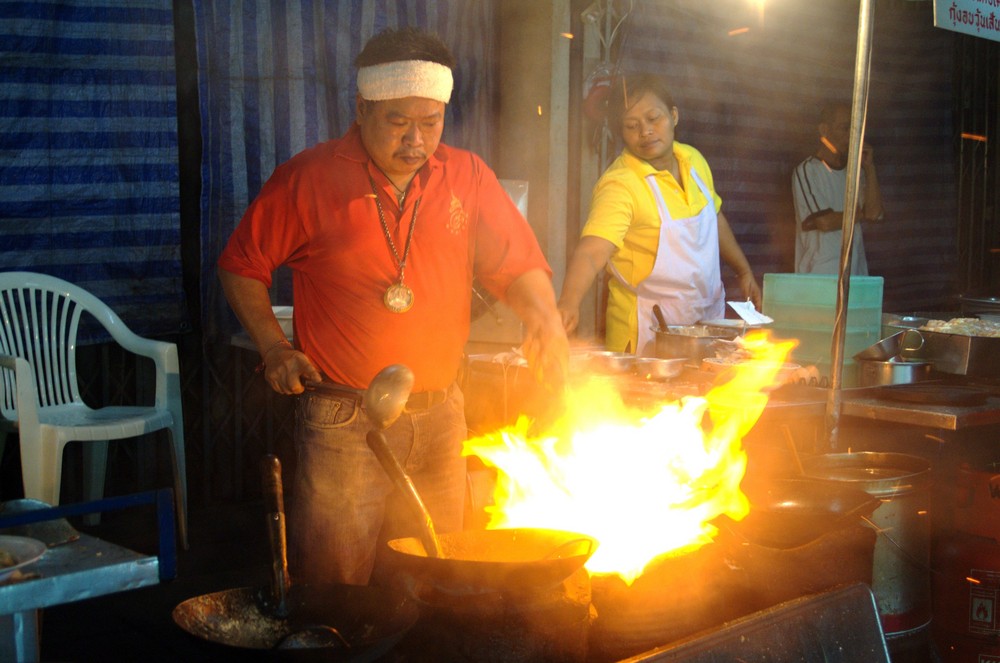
[607,73,676,130]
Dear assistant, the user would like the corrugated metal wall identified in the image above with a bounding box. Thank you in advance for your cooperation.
[614,0,957,312]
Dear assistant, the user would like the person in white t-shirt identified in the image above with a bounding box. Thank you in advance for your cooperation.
[792,101,884,275]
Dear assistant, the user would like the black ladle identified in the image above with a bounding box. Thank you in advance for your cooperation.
[363,364,443,558]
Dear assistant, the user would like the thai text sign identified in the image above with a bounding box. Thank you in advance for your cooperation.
[935,0,1000,42]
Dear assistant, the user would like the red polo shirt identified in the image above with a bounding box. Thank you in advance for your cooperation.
[219,124,550,391]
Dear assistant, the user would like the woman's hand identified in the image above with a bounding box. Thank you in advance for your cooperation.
[738,272,762,311]
[557,302,580,335]
[557,236,617,337]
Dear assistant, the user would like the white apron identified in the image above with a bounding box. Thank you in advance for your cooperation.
[611,168,725,356]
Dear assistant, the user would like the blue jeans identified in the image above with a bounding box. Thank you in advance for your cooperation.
[288,383,467,585]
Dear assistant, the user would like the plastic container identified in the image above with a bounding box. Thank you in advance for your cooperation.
[762,274,883,387]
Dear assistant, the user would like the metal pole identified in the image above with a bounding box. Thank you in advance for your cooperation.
[826,0,875,452]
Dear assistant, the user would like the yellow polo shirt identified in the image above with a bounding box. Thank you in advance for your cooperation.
[581,142,722,351]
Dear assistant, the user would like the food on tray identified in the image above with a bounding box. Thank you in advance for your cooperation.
[919,318,1000,337]
[701,337,802,383]
[0,548,17,568]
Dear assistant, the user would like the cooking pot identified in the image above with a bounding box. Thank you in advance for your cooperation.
[652,325,739,361]
[385,528,597,595]
[856,357,933,387]
[853,329,924,362]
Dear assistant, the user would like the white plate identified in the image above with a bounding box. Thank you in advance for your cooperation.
[0,535,46,582]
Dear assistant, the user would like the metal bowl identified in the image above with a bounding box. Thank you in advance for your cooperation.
[586,351,635,373]
[652,325,739,361]
[631,357,686,381]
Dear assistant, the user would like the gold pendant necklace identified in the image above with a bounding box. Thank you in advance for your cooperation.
[368,173,420,313]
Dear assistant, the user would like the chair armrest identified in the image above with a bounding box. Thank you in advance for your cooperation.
[91,313,181,411]
[0,354,41,430]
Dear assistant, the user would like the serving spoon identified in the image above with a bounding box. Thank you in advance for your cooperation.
[363,364,442,558]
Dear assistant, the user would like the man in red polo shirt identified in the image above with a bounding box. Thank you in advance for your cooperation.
[218,27,567,585]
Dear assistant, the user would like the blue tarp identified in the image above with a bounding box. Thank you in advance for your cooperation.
[0,0,186,341]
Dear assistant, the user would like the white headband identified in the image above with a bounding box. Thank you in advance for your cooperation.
[357,60,453,104]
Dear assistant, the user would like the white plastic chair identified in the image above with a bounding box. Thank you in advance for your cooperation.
[0,272,188,549]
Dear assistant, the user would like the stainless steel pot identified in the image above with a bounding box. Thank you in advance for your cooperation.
[856,357,932,387]
[853,329,924,362]
[652,325,739,361]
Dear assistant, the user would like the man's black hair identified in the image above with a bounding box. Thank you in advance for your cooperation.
[355,27,456,69]
[819,101,851,126]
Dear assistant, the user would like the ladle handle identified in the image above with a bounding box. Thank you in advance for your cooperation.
[365,430,443,558]
[261,454,290,617]
[653,304,668,332]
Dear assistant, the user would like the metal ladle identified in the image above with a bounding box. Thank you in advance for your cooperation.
[363,364,442,558]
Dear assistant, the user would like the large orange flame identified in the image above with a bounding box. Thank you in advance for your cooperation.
[462,331,795,585]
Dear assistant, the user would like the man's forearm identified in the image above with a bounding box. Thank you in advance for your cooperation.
[218,269,287,355]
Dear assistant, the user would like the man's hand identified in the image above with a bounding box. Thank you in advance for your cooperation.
[861,144,875,170]
[521,312,569,392]
[505,269,570,391]
[219,269,324,395]
[263,345,322,395]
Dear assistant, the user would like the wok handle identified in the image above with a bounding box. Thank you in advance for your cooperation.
[365,429,442,558]
[261,454,290,617]
[543,537,596,560]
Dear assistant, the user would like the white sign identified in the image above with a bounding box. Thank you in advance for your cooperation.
[935,0,1000,42]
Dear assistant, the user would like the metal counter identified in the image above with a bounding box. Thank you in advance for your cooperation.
[840,388,1000,431]
[763,383,1000,431]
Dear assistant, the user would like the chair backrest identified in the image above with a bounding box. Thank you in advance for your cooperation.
[0,272,118,418]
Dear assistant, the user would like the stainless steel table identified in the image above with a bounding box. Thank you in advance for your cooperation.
[0,491,176,663]
[841,390,1000,431]
[751,383,1000,432]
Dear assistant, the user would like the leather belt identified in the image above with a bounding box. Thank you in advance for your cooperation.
[306,379,448,412]
[403,388,448,411]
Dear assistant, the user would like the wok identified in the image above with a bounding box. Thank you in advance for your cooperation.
[361,365,598,596]
[172,454,419,659]
[172,583,418,660]
[729,477,881,548]
[385,527,597,595]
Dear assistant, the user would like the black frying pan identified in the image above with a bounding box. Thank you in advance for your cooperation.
[171,455,419,659]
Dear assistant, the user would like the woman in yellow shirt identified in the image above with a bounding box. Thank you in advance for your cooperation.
[559,74,761,355]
